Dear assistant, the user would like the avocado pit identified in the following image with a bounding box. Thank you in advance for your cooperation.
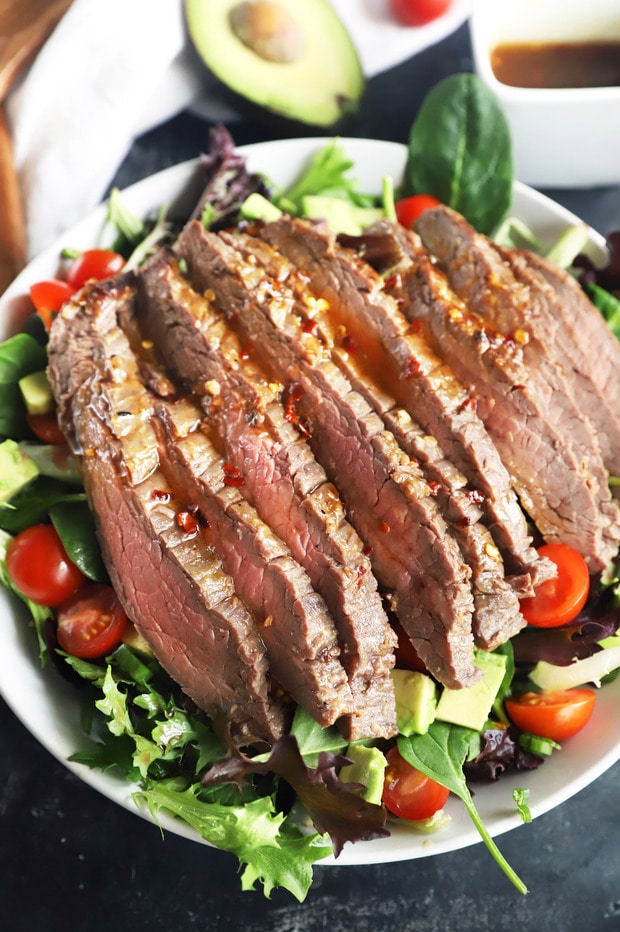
[229,0,305,64]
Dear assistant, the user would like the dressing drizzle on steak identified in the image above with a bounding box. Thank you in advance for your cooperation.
[46,190,620,747]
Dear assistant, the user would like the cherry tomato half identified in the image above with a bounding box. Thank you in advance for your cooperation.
[520,543,590,628]
[505,688,596,742]
[389,0,452,27]
[29,279,74,330]
[56,583,128,659]
[395,194,441,230]
[65,249,124,291]
[25,412,65,445]
[382,746,450,820]
[6,524,86,606]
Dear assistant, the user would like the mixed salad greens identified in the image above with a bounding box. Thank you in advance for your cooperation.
[2,74,620,902]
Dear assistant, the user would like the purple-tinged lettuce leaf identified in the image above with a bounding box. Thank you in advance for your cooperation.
[464,728,544,783]
[202,734,389,857]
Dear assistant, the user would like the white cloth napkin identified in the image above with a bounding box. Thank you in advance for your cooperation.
[7,0,469,259]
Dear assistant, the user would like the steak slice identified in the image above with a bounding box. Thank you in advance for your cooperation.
[47,278,287,746]
[397,246,620,573]
[512,247,620,475]
[178,221,480,690]
[415,206,620,561]
[259,216,550,590]
[153,396,354,728]
[228,221,526,648]
[138,250,398,739]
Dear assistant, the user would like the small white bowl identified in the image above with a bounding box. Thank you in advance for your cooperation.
[470,0,620,188]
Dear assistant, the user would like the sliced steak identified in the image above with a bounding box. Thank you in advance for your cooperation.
[138,249,398,739]
[228,222,526,648]
[511,247,620,475]
[397,246,620,573]
[415,206,620,561]
[47,278,287,746]
[154,396,354,728]
[178,221,480,690]
[259,216,550,590]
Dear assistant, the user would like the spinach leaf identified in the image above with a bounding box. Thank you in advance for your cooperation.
[398,721,528,894]
[50,500,108,582]
[585,282,620,340]
[0,333,48,438]
[0,476,84,534]
[404,73,513,235]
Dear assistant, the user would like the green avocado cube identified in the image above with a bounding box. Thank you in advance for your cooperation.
[18,370,54,416]
[435,650,508,731]
[391,669,438,736]
[339,743,386,806]
[301,195,385,236]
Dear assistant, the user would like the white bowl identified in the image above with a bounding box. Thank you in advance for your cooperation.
[0,138,619,873]
[470,0,620,188]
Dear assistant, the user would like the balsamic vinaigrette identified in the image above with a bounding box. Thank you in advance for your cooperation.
[490,41,620,89]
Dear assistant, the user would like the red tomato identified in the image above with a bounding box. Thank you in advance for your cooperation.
[25,412,65,445]
[389,0,451,27]
[65,249,124,290]
[395,194,441,229]
[382,746,450,820]
[29,279,74,330]
[6,524,86,606]
[505,689,596,742]
[56,584,128,659]
[520,543,590,628]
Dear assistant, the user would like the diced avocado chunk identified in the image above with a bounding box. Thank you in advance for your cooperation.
[301,195,385,235]
[18,370,54,416]
[339,743,386,806]
[0,439,39,503]
[435,650,508,731]
[391,668,437,736]
[240,192,283,223]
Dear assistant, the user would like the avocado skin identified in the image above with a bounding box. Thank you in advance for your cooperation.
[202,76,364,138]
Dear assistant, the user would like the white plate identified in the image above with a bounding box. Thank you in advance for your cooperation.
[0,137,617,867]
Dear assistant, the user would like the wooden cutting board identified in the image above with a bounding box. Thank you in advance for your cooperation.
[0,0,74,293]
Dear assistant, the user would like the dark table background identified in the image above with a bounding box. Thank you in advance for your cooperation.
[3,22,620,932]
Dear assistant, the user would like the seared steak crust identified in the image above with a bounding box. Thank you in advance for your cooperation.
[177,221,481,690]
[259,216,550,590]
[139,247,398,737]
[47,278,288,745]
[414,206,620,571]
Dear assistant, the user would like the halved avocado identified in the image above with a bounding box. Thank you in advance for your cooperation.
[185,0,364,127]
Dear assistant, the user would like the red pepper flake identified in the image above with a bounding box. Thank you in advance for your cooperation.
[403,357,421,379]
[407,320,421,335]
[427,480,441,496]
[459,396,477,413]
[239,343,252,360]
[302,318,318,334]
[341,333,358,354]
[355,563,368,589]
[384,271,402,291]
[380,521,391,533]
[177,510,198,535]
[466,489,485,505]
[151,489,172,503]
[283,382,307,434]
[362,543,373,556]
[223,462,244,487]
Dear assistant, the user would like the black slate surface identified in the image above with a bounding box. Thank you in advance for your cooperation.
[3,22,620,932]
